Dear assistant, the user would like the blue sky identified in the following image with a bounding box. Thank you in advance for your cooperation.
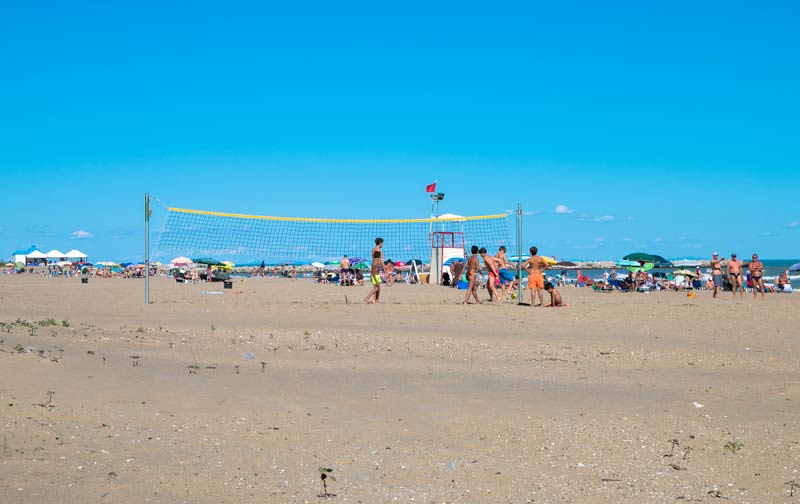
[2,1,798,262]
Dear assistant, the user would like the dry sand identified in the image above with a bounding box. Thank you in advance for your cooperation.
[1,275,798,503]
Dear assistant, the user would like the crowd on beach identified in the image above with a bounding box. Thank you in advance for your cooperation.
[7,243,793,307]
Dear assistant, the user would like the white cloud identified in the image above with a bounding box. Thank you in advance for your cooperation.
[555,205,574,214]
[622,237,633,242]
[593,215,616,222]
[71,230,94,239]
[625,216,635,221]
[594,237,606,242]
[522,210,540,216]
[789,221,799,228]
[578,213,589,221]
[654,237,664,242]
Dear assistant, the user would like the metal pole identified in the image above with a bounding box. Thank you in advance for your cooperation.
[517,203,523,305]
[145,193,150,305]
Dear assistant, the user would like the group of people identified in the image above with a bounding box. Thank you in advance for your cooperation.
[459,245,564,308]
[710,252,776,300]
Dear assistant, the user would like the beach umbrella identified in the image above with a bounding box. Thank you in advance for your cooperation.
[789,263,800,272]
[407,259,424,266]
[508,255,530,263]
[622,252,657,263]
[311,261,326,268]
[541,256,558,266]
[394,261,407,267]
[171,256,193,266]
[192,258,223,266]
[325,260,340,266]
[352,261,370,270]
[4,262,14,267]
[443,257,464,266]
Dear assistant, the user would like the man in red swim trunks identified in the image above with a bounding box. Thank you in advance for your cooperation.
[523,246,549,308]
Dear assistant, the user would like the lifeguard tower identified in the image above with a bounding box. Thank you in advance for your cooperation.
[429,214,466,285]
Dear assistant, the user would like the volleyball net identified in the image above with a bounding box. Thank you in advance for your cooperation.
[153,207,512,264]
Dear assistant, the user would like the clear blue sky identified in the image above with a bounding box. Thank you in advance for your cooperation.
[2,1,798,262]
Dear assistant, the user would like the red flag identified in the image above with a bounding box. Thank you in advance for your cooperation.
[426,182,437,193]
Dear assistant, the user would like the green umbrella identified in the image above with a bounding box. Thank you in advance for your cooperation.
[192,258,223,266]
[622,252,657,262]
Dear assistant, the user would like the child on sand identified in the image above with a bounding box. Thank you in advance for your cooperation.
[544,282,568,307]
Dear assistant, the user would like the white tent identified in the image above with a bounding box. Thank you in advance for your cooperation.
[65,249,88,261]
[26,250,47,259]
[46,249,66,259]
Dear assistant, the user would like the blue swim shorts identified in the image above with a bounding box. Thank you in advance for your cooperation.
[499,269,515,283]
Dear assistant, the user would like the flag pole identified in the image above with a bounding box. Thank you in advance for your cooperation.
[145,193,150,305]
[517,203,523,305]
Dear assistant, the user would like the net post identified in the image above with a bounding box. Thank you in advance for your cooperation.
[145,193,150,305]
[516,203,523,305]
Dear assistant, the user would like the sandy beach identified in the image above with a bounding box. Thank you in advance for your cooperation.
[1,275,798,503]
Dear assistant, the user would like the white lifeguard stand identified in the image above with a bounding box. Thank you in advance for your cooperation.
[429,213,466,285]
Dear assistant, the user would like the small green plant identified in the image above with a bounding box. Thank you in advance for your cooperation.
[61,319,70,327]
[46,390,55,405]
[136,327,145,333]
[260,361,267,372]
[787,479,798,497]
[38,318,57,327]
[723,440,743,454]
[318,467,336,497]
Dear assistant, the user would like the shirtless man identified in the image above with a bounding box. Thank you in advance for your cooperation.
[748,253,765,300]
[340,255,351,287]
[495,246,515,300]
[710,252,725,298]
[727,253,744,300]
[364,238,384,304]
[522,246,549,308]
[479,247,499,302]
[463,245,482,305]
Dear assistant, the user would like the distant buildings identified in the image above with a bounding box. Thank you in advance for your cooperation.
[11,245,88,265]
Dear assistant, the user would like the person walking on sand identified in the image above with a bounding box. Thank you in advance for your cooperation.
[748,253,765,300]
[463,245,482,305]
[710,252,725,298]
[364,238,384,304]
[479,247,500,302]
[727,253,744,300]
[522,246,549,308]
